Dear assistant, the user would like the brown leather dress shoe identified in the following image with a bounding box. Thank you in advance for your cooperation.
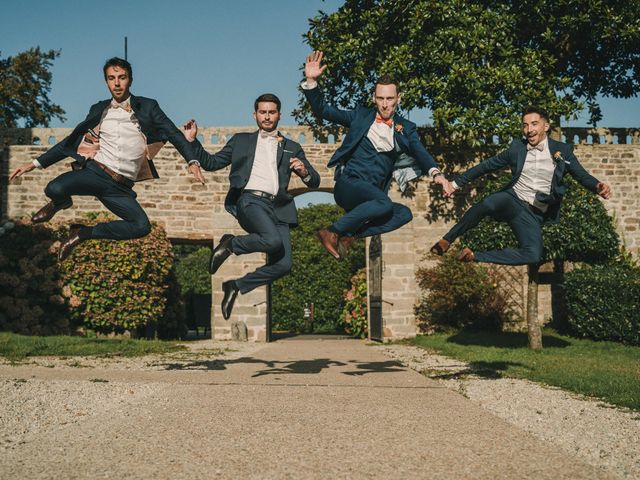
[430,239,450,256]
[32,199,73,224]
[337,235,356,259]
[316,228,340,260]
[58,226,84,262]
[458,247,475,263]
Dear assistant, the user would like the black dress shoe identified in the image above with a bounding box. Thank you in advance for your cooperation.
[58,225,85,262]
[209,234,235,274]
[32,199,73,224]
[221,280,239,320]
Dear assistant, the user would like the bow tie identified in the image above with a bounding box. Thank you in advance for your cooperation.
[375,114,393,127]
[110,101,132,112]
[527,142,544,152]
[260,130,278,139]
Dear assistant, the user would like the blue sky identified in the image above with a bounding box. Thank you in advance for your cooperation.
[2,0,638,130]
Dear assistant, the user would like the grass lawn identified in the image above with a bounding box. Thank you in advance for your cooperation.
[409,330,640,411]
[0,332,186,363]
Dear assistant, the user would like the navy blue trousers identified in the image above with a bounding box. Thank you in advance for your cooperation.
[332,175,412,238]
[230,192,293,294]
[44,161,151,240]
[444,190,544,265]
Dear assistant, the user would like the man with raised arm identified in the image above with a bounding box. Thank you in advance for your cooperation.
[430,106,612,264]
[9,57,199,261]
[301,51,449,260]
[183,93,320,320]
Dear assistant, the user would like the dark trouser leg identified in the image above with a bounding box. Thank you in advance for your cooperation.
[332,176,412,238]
[232,194,293,294]
[473,204,543,265]
[45,161,150,241]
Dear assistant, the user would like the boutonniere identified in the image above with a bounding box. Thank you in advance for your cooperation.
[276,135,284,145]
[395,123,404,135]
[553,151,570,165]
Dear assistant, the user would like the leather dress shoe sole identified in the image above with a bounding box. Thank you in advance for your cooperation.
[209,234,235,275]
[221,280,239,320]
[430,239,450,256]
[58,226,84,262]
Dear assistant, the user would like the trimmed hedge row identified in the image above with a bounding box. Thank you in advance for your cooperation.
[564,263,640,345]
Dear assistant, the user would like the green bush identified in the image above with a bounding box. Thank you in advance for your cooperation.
[271,204,365,333]
[60,215,183,336]
[463,175,619,264]
[564,263,640,345]
[415,250,511,332]
[174,247,211,295]
[342,268,367,338]
[0,221,72,334]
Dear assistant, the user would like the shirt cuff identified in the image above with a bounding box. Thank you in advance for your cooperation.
[188,160,201,167]
[452,181,460,190]
[302,174,312,183]
[32,159,43,169]
[301,80,318,90]
[428,168,441,178]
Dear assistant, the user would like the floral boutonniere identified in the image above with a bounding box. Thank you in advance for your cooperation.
[553,151,570,165]
[395,123,404,135]
[276,134,284,146]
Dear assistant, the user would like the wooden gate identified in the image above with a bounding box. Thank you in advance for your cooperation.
[368,235,383,341]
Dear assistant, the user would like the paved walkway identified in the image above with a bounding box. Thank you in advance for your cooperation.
[0,338,613,479]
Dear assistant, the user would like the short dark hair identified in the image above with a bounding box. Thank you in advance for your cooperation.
[522,106,550,122]
[103,57,133,80]
[374,74,400,93]
[254,93,281,112]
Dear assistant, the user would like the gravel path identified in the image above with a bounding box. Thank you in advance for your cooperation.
[376,344,640,479]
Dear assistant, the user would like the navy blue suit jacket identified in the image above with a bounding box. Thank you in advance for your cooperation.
[36,94,196,181]
[455,138,600,223]
[191,132,320,227]
[303,86,438,179]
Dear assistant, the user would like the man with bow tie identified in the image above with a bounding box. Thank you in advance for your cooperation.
[182,93,320,320]
[430,106,612,265]
[302,51,448,260]
[9,57,200,261]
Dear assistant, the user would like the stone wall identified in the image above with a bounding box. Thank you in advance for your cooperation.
[2,126,638,340]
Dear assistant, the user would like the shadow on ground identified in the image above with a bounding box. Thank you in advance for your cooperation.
[446,330,571,348]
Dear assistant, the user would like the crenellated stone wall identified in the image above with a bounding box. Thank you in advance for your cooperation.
[2,126,639,340]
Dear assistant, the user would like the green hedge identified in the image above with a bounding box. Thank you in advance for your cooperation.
[174,247,212,295]
[271,204,365,333]
[415,250,511,332]
[0,222,72,335]
[463,175,619,264]
[564,263,640,345]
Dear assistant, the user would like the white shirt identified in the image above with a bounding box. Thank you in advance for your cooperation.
[93,97,147,181]
[512,138,555,212]
[244,130,279,195]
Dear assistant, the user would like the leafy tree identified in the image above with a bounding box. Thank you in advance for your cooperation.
[296,0,639,147]
[0,47,65,128]
[271,204,365,333]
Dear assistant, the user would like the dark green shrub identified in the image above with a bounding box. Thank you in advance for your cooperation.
[0,221,72,334]
[271,204,365,333]
[463,175,619,263]
[174,247,211,295]
[342,268,367,338]
[415,250,511,332]
[60,215,179,335]
[564,263,640,345]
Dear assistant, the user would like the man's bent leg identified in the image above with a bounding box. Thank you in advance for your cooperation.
[332,177,394,236]
[92,185,151,240]
[353,202,412,237]
[235,223,292,294]
[232,194,283,256]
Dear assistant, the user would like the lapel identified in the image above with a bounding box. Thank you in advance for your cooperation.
[514,138,529,176]
[393,114,409,151]
[353,109,377,144]
[243,131,259,174]
[276,132,286,168]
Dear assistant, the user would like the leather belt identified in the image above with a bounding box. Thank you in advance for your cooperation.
[93,160,134,189]
[244,189,276,201]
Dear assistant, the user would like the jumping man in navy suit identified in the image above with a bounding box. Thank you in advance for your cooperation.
[430,106,612,265]
[182,94,320,320]
[9,57,199,261]
[302,51,449,260]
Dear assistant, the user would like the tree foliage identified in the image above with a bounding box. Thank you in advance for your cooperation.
[271,204,365,333]
[297,0,640,146]
[0,47,65,128]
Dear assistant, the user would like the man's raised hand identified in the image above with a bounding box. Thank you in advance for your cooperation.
[181,119,198,142]
[9,162,36,181]
[305,51,327,82]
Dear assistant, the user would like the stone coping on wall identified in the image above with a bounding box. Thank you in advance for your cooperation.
[2,126,639,148]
